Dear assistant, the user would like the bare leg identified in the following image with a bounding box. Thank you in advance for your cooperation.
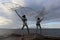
[25,24,29,34]
[36,25,38,33]
[39,25,42,34]
[21,25,25,30]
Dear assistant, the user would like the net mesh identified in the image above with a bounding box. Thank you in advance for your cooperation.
[14,7,48,21]
[2,3,48,21]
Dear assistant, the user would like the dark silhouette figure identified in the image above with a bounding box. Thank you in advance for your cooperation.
[15,10,29,34]
[36,17,43,34]
[21,15,29,34]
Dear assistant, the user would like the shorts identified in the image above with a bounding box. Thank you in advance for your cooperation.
[36,24,40,26]
[23,22,27,26]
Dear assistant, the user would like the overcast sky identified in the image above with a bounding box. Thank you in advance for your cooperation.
[0,0,60,29]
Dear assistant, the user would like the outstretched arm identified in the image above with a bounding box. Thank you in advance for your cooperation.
[40,17,44,22]
[15,10,23,20]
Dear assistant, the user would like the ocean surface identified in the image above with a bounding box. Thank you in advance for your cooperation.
[0,29,60,40]
[0,29,60,37]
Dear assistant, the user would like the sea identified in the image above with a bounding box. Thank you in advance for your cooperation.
[0,29,60,37]
[0,29,60,40]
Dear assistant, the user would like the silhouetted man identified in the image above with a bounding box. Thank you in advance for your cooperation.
[21,15,29,34]
[36,17,43,34]
[14,10,29,34]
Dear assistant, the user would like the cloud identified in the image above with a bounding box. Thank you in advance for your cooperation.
[0,16,12,25]
[0,3,13,17]
[0,0,11,3]
[0,3,22,28]
[43,22,60,28]
[0,0,60,28]
[12,0,26,7]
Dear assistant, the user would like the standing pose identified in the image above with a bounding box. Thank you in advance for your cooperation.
[21,15,29,34]
[36,17,43,34]
[15,10,29,34]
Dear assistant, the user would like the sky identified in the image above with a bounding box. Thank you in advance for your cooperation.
[0,0,60,29]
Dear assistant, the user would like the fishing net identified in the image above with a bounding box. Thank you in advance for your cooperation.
[2,2,48,21]
[14,7,48,21]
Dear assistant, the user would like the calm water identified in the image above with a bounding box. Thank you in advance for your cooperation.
[0,29,60,40]
[0,29,60,37]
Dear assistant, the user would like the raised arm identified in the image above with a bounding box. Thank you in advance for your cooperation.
[40,17,44,22]
[15,10,23,20]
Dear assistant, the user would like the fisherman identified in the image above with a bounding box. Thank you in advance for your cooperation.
[36,17,44,34]
[21,15,29,34]
[15,10,29,34]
